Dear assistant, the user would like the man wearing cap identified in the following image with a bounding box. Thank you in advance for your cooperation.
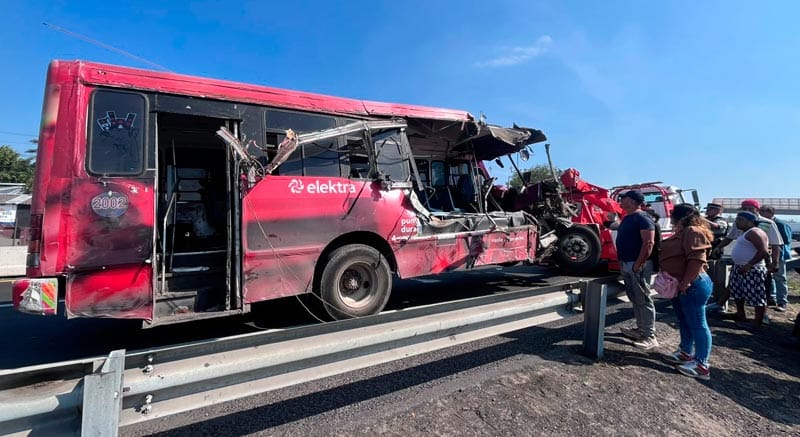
[716,199,784,314]
[615,190,659,349]
[703,203,730,313]
[728,211,770,329]
[704,203,729,251]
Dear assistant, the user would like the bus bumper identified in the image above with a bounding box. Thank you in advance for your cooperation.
[12,278,59,315]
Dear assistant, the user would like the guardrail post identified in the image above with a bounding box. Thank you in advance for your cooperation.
[583,281,607,360]
[82,349,125,436]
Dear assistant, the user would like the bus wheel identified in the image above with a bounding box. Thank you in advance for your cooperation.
[554,225,601,274]
[320,244,392,320]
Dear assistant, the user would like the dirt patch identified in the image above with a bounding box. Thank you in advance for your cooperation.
[341,272,800,437]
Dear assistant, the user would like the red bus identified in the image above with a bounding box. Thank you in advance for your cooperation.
[13,60,544,326]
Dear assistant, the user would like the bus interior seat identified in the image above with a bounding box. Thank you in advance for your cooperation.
[452,174,477,211]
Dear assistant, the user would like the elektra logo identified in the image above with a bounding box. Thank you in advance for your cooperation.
[289,179,356,194]
[288,179,304,194]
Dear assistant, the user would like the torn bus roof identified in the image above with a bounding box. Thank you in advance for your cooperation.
[68,59,545,161]
[454,124,547,161]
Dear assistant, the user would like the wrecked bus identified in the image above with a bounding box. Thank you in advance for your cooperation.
[13,60,544,326]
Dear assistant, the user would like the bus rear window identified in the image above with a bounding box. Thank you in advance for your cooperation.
[88,90,146,175]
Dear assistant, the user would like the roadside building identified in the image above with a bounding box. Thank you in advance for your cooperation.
[0,183,32,245]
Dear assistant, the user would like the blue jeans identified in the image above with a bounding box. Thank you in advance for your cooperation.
[770,260,789,306]
[671,273,713,366]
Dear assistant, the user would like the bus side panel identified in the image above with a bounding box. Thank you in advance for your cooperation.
[63,178,155,318]
[472,229,533,266]
[393,238,468,277]
[66,264,152,318]
[392,227,534,278]
[31,61,77,276]
[64,179,154,267]
[242,176,370,303]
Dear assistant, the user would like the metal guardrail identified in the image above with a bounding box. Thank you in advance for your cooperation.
[0,277,621,436]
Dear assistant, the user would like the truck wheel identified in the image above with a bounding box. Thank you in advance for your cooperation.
[319,244,392,320]
[554,225,602,274]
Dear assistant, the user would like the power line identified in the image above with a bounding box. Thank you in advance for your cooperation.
[43,22,173,72]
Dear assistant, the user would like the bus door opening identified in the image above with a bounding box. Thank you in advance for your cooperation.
[155,113,237,322]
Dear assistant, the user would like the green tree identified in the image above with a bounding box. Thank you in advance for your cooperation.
[507,164,561,189]
[0,145,35,190]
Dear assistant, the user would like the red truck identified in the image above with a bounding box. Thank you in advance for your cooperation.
[485,146,698,274]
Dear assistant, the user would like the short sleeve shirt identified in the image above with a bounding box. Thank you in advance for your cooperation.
[616,211,655,262]
[659,226,711,280]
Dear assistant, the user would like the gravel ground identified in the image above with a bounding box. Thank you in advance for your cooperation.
[126,271,800,437]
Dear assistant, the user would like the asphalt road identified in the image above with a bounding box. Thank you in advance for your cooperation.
[0,264,597,369]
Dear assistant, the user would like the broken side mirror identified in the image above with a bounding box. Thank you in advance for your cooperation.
[519,148,530,162]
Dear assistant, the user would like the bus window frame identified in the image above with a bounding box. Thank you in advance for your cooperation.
[86,89,149,177]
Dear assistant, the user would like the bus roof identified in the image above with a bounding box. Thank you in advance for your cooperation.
[61,60,474,123]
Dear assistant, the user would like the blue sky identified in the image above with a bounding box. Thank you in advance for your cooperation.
[1,1,798,203]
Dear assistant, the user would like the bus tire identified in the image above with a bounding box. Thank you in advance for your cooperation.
[554,225,602,274]
[319,244,392,320]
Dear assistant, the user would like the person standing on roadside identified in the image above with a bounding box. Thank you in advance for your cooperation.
[715,199,783,322]
[728,211,770,329]
[615,190,658,349]
[704,202,729,254]
[703,203,730,313]
[659,204,714,380]
[758,205,792,312]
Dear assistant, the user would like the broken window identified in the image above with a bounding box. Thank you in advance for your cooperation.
[342,134,370,179]
[372,129,410,182]
[265,109,338,177]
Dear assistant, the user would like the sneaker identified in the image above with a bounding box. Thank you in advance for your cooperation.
[620,327,643,340]
[633,336,659,350]
[767,299,777,308]
[663,349,694,365]
[774,304,787,313]
[677,360,710,380]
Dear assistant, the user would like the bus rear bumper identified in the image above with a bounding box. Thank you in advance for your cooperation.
[12,278,59,315]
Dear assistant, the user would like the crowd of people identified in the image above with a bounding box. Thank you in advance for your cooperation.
[612,191,798,381]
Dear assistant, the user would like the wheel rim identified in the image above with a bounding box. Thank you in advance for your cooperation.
[337,262,378,309]
[560,233,591,262]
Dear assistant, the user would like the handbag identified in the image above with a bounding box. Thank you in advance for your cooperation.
[653,270,679,299]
